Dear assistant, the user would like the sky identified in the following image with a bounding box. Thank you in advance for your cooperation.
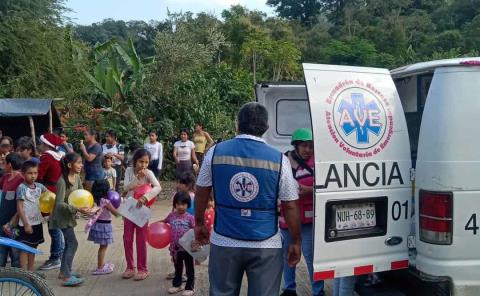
[65,0,274,25]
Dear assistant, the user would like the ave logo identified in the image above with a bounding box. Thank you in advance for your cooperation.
[333,89,387,150]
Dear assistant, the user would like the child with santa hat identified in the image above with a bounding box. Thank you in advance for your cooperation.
[36,133,66,271]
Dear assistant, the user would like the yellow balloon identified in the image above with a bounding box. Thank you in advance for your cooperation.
[39,191,56,214]
[68,189,94,208]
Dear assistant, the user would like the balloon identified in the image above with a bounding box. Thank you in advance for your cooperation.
[39,191,56,214]
[107,191,121,209]
[147,222,171,249]
[68,189,94,208]
[134,184,155,207]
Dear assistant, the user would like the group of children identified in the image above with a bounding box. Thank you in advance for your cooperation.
[0,131,213,295]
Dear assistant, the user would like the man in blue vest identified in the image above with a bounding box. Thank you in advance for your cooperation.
[195,102,301,296]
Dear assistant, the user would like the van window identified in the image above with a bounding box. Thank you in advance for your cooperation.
[394,74,433,167]
[276,99,311,136]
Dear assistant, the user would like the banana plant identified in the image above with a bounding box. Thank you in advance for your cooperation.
[83,37,154,132]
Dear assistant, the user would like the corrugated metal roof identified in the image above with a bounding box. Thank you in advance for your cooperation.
[0,99,53,117]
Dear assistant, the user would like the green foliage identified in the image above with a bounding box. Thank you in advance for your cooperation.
[3,1,480,179]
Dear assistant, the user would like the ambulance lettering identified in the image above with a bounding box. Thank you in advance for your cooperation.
[319,162,404,188]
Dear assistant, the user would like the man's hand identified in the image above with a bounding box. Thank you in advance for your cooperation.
[287,243,301,267]
[194,225,210,246]
[24,224,33,234]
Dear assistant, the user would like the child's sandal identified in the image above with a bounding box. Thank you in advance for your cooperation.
[122,269,135,279]
[133,271,149,281]
[168,286,184,294]
[92,263,114,275]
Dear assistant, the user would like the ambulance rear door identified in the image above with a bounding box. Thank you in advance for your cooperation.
[303,64,413,280]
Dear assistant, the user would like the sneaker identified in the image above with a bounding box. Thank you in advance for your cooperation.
[182,290,195,296]
[280,290,297,296]
[92,263,114,275]
[39,259,61,270]
[168,286,184,294]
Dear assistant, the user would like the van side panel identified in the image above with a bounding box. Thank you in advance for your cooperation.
[415,67,480,295]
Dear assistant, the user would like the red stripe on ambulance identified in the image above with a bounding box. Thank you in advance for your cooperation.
[354,265,374,275]
[391,260,409,270]
[313,270,335,281]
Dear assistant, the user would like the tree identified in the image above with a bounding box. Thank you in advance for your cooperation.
[83,38,154,139]
[267,0,322,26]
[241,31,272,84]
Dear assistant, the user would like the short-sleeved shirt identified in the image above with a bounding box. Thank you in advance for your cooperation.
[16,183,47,226]
[102,143,124,167]
[84,143,104,181]
[164,211,195,254]
[196,134,299,249]
[104,167,117,190]
[174,140,195,161]
[57,143,73,156]
[0,173,24,229]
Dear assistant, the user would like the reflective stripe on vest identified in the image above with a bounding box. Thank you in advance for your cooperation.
[212,138,282,241]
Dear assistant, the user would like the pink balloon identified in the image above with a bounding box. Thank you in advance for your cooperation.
[134,184,155,207]
[147,222,171,249]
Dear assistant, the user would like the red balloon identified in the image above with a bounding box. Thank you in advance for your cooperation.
[134,184,155,207]
[147,222,171,249]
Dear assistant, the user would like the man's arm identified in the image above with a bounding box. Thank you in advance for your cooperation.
[194,186,211,245]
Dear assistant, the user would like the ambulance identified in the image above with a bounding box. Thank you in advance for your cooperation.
[256,58,480,296]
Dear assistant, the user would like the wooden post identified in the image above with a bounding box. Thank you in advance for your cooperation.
[49,106,53,133]
[28,116,36,148]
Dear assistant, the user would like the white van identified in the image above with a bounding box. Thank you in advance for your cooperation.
[256,58,480,296]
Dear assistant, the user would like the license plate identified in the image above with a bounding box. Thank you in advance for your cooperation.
[334,203,376,230]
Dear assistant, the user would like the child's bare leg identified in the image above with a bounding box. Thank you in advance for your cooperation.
[19,252,28,269]
[98,245,108,268]
[27,254,35,271]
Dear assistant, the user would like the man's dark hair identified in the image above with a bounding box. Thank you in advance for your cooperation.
[15,136,34,151]
[6,153,23,171]
[237,102,269,137]
[21,160,38,173]
[173,191,192,208]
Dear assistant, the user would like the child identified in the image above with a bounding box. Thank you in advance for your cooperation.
[0,153,23,268]
[16,161,47,271]
[103,156,117,191]
[164,192,195,296]
[49,153,94,286]
[88,179,119,275]
[15,137,39,165]
[176,172,196,215]
[122,149,161,281]
[144,131,163,180]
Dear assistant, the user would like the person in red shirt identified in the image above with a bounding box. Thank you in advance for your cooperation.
[0,153,24,268]
[37,133,65,271]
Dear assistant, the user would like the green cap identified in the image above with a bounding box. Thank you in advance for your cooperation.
[291,128,313,145]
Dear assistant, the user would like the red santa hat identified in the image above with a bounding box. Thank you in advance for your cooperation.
[40,133,63,150]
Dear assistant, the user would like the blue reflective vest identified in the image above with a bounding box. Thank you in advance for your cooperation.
[212,137,282,241]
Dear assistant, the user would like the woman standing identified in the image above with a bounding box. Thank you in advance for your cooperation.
[192,123,213,166]
[80,129,104,192]
[173,129,199,179]
[279,128,324,296]
[102,130,125,192]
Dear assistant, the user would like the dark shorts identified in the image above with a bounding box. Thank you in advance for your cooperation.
[17,224,44,248]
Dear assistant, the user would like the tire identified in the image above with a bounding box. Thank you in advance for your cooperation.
[0,267,54,296]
